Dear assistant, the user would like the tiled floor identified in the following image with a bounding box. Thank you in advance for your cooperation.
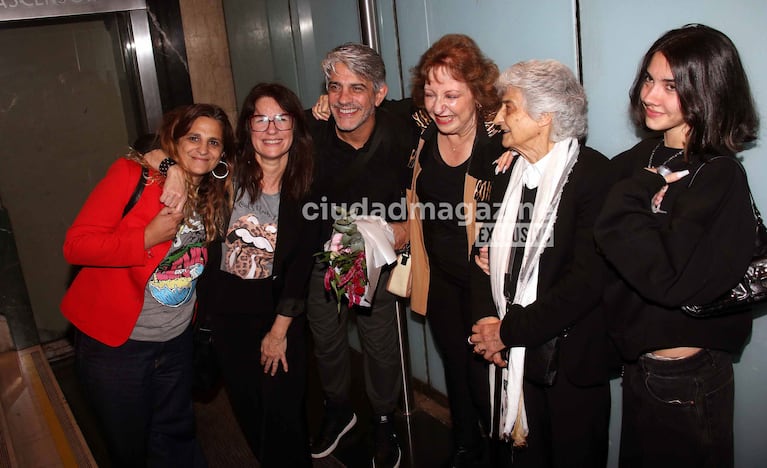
[51,341,455,467]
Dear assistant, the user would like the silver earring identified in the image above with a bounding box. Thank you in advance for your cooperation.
[212,160,230,179]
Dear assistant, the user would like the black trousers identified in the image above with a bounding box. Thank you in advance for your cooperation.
[206,268,311,468]
[502,374,610,468]
[426,266,491,448]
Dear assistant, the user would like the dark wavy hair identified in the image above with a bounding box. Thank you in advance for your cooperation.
[629,24,759,157]
[233,83,314,203]
[158,103,235,243]
[410,34,500,122]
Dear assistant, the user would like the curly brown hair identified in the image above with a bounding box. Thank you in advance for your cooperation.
[410,34,500,122]
[159,104,234,243]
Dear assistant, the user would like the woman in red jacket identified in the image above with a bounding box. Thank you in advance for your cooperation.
[61,103,233,468]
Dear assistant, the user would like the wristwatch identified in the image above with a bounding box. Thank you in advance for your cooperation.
[159,158,177,177]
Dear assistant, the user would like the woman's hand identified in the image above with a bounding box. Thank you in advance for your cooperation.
[470,316,507,367]
[493,150,516,174]
[144,206,183,249]
[646,167,689,213]
[143,149,187,212]
[260,332,288,376]
[474,246,490,275]
[312,94,331,121]
[161,165,187,213]
[260,315,292,376]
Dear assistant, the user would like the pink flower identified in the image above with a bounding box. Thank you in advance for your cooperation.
[329,233,343,253]
[315,213,369,313]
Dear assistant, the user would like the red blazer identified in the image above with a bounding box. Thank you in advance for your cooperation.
[61,158,173,346]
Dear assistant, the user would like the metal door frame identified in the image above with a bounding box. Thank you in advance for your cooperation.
[0,0,162,131]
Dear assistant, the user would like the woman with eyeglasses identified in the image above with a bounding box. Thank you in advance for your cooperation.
[147,83,315,466]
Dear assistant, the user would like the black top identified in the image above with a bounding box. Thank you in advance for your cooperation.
[503,186,538,301]
[306,107,417,248]
[414,118,505,275]
[594,137,756,360]
[416,139,471,280]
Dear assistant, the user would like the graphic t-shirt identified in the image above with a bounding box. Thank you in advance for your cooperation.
[131,215,206,341]
[221,190,280,280]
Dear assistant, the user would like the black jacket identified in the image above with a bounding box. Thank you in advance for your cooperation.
[471,146,612,387]
[198,194,315,319]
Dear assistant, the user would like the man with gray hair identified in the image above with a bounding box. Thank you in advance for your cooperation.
[305,42,415,468]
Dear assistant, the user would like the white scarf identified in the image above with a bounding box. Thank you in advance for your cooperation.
[488,138,580,443]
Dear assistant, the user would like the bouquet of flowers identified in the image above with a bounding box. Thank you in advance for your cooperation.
[315,212,369,312]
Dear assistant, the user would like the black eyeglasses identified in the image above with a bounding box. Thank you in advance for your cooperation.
[249,113,293,132]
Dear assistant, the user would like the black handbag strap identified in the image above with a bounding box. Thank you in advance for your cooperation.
[688,156,763,224]
[122,167,149,217]
[688,156,767,254]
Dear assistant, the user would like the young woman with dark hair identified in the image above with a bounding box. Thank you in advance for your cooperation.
[595,24,760,467]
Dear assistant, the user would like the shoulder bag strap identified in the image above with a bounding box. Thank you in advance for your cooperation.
[122,167,149,217]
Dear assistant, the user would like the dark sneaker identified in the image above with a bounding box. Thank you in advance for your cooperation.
[310,409,357,458]
[450,444,490,468]
[372,414,401,468]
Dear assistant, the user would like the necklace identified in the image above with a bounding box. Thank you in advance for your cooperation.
[647,141,684,168]
[442,131,474,153]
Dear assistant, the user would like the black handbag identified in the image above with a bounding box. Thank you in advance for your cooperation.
[681,159,767,317]
[192,304,221,395]
[524,335,561,386]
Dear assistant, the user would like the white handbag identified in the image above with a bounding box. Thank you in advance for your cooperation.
[386,247,412,298]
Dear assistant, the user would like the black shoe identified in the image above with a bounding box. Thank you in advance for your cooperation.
[372,414,401,468]
[450,444,490,468]
[310,408,357,458]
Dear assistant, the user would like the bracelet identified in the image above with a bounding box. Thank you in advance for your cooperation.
[159,158,177,177]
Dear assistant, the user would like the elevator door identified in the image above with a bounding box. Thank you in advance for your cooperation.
[0,14,145,340]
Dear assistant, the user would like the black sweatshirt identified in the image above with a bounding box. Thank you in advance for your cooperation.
[595,138,755,361]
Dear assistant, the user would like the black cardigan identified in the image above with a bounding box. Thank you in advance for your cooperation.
[198,194,315,319]
[470,146,612,387]
[594,138,755,361]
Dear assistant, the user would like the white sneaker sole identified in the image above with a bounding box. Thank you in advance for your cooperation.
[372,445,401,468]
[311,413,358,458]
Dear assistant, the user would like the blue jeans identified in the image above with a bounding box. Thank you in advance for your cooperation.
[620,349,734,468]
[75,327,206,468]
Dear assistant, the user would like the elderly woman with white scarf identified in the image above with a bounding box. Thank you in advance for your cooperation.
[468,60,612,467]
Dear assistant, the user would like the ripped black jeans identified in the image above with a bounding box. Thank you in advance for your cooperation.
[619,349,734,468]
